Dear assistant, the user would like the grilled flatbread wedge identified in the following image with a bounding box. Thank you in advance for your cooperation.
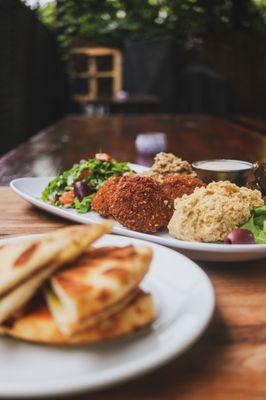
[0,290,156,345]
[0,237,66,297]
[0,223,112,297]
[0,223,112,324]
[45,245,152,336]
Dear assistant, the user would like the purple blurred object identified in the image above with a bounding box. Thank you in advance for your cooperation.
[135,132,167,155]
[136,155,154,167]
[116,90,129,101]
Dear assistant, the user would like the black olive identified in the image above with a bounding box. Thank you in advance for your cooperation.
[224,228,255,244]
[73,181,93,201]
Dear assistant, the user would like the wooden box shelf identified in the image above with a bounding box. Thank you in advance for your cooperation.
[71,47,122,101]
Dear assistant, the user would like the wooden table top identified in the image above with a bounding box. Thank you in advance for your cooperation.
[0,114,266,400]
[0,114,265,184]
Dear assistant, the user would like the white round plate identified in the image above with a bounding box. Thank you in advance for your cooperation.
[10,163,266,262]
[0,234,214,398]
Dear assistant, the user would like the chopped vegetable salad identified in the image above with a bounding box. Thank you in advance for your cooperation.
[41,154,134,213]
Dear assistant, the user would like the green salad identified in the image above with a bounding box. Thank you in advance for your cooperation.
[241,205,266,244]
[41,153,134,213]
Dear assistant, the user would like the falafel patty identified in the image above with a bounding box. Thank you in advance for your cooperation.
[91,176,121,217]
[162,175,206,211]
[110,176,172,233]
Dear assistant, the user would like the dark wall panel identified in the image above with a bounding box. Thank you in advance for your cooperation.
[0,0,68,155]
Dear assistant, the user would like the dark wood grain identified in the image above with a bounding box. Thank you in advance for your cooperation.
[0,114,265,400]
[0,114,265,184]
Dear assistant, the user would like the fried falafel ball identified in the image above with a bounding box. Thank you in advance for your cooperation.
[91,176,121,217]
[162,175,206,211]
[110,176,172,233]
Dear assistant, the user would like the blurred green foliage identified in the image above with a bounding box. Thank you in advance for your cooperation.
[37,2,57,29]
[34,0,266,54]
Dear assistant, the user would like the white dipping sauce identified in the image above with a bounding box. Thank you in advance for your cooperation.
[195,159,252,171]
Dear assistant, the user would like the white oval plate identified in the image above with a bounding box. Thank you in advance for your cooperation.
[10,163,266,262]
[0,234,214,398]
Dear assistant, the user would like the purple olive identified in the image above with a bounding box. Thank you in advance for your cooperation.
[224,228,255,244]
[73,181,93,201]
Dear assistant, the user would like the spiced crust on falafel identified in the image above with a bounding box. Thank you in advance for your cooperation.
[162,175,206,211]
[91,176,121,217]
[110,176,172,233]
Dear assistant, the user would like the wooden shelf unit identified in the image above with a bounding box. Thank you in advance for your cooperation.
[71,47,122,101]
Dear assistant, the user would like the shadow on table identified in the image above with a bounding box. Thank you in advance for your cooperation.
[199,258,266,271]
[199,258,266,288]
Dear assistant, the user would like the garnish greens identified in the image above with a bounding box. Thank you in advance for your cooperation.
[241,205,266,244]
[41,157,133,213]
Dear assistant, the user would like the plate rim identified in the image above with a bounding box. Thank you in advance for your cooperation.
[0,233,215,398]
[10,175,266,256]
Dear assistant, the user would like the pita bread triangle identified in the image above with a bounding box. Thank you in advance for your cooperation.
[0,222,112,324]
[45,245,152,336]
[1,290,156,345]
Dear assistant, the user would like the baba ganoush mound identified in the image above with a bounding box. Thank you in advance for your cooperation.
[168,181,264,242]
[145,152,196,180]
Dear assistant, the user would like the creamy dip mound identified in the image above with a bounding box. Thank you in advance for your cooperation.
[168,181,264,242]
[145,152,196,180]
[194,159,252,171]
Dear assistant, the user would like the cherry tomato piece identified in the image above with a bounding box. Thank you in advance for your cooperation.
[59,190,74,205]
[95,153,111,162]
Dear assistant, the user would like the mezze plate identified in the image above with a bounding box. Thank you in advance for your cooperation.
[10,164,266,262]
[0,234,214,398]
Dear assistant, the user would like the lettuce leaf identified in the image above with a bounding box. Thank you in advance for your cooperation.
[73,194,94,214]
[241,205,266,244]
